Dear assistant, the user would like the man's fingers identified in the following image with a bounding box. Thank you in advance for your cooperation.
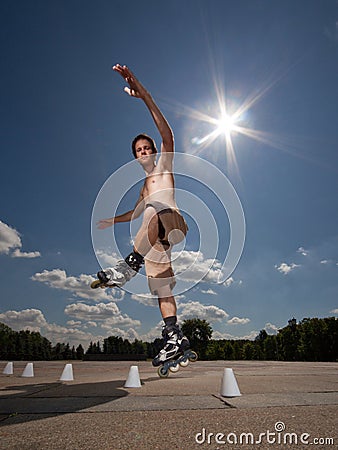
[124,87,139,97]
[112,64,123,74]
[113,64,131,78]
[112,64,128,80]
[114,64,140,97]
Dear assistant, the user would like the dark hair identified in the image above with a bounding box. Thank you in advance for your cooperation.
[131,133,157,158]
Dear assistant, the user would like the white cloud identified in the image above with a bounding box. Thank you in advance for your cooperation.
[212,329,258,341]
[139,324,163,342]
[66,320,82,327]
[0,308,102,347]
[65,302,141,329]
[178,300,229,323]
[320,259,329,265]
[101,315,141,329]
[275,262,300,275]
[0,308,47,331]
[264,322,279,334]
[96,250,121,267]
[241,330,260,340]
[297,247,308,256]
[43,322,102,346]
[201,288,217,295]
[0,220,22,254]
[223,277,242,288]
[172,250,223,283]
[65,302,119,320]
[85,321,98,328]
[31,268,123,302]
[107,327,140,341]
[227,316,250,325]
[224,277,234,287]
[131,292,158,306]
[330,308,338,315]
[11,249,41,258]
[0,220,40,258]
[212,330,238,340]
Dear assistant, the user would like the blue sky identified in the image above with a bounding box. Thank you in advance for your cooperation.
[1,0,337,348]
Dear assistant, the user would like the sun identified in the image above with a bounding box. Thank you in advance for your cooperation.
[215,113,236,138]
[163,65,297,173]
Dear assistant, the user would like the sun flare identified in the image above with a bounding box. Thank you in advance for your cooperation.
[162,62,301,173]
[216,113,236,137]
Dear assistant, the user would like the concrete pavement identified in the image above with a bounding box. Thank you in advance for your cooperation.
[0,360,337,449]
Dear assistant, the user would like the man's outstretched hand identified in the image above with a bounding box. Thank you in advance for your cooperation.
[112,64,149,99]
[96,218,114,230]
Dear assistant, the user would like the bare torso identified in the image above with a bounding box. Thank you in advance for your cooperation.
[141,157,177,209]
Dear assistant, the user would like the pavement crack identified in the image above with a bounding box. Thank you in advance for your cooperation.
[212,394,236,408]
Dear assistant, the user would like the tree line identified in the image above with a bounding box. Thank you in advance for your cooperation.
[85,317,338,362]
[1,316,337,362]
[0,323,84,361]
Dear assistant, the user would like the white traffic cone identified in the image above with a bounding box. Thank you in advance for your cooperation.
[22,362,34,377]
[220,368,241,397]
[124,365,141,388]
[60,363,74,381]
[3,362,13,375]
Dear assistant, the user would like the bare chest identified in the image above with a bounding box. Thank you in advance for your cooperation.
[143,171,174,196]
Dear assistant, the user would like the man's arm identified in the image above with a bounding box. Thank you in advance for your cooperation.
[97,188,144,229]
[113,64,174,154]
[97,210,133,229]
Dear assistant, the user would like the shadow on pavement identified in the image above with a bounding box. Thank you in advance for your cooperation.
[0,379,131,426]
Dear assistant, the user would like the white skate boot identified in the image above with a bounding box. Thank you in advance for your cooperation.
[152,324,197,377]
[91,252,143,289]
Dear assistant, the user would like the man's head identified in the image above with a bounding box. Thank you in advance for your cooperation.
[132,133,157,159]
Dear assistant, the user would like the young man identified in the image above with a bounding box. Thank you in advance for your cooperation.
[94,64,189,367]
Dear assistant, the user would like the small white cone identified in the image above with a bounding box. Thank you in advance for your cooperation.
[220,368,241,397]
[60,363,74,381]
[3,362,13,375]
[124,365,141,388]
[22,362,34,377]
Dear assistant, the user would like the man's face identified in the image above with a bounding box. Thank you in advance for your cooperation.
[134,139,156,164]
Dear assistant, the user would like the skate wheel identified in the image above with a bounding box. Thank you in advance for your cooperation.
[90,279,102,289]
[158,366,169,378]
[189,351,198,362]
[179,358,189,367]
[169,363,180,373]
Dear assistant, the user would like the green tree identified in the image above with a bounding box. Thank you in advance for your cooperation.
[232,340,243,360]
[278,319,300,361]
[206,340,223,360]
[298,317,338,361]
[181,319,213,359]
[76,344,84,360]
[263,335,278,360]
[0,323,15,359]
[242,341,255,360]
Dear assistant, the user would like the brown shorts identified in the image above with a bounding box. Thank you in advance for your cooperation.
[144,202,188,296]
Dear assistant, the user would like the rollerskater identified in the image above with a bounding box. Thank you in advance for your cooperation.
[93,64,196,375]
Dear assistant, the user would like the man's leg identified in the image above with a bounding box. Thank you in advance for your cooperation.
[97,206,158,287]
[158,296,177,318]
[151,286,190,367]
[133,205,158,257]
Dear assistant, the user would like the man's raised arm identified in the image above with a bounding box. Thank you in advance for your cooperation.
[113,64,174,154]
